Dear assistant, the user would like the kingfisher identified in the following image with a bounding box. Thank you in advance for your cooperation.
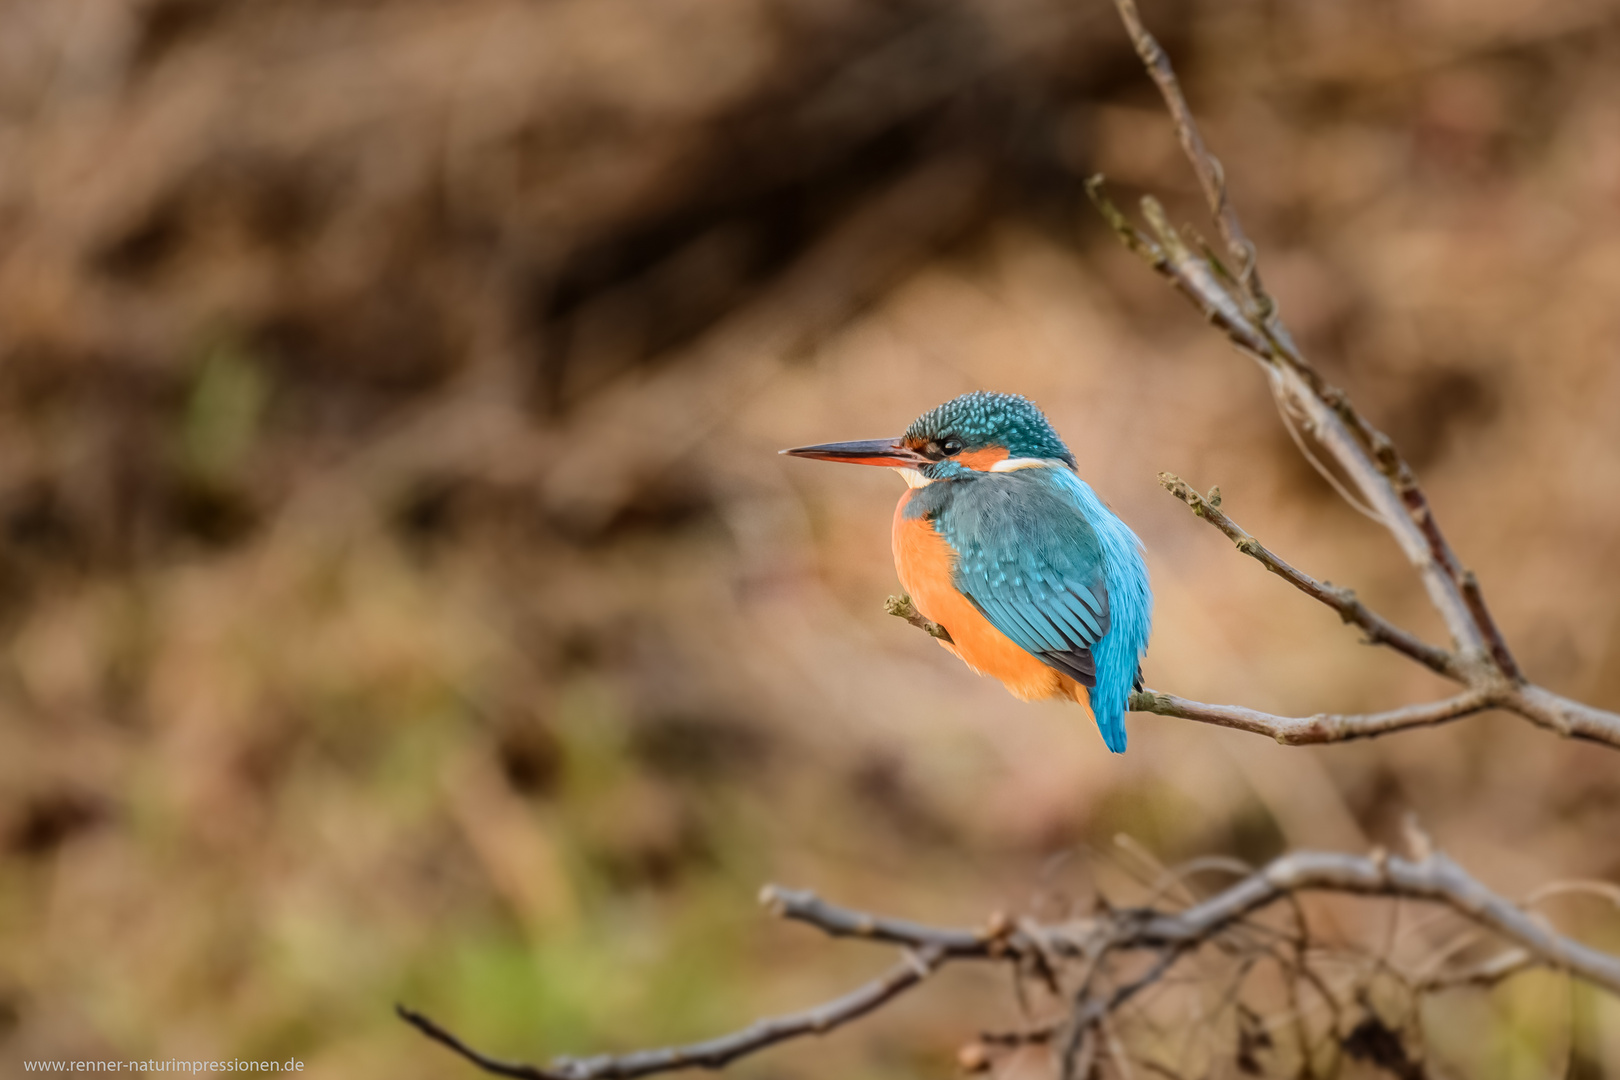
[783,392,1152,752]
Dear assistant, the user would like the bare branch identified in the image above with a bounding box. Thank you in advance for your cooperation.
[1129,688,1495,746]
[397,1008,558,1080]
[1143,475,1620,746]
[1120,850,1620,996]
[1497,683,1620,745]
[1084,0,1620,751]
[885,594,952,642]
[1083,180,1269,360]
[1157,473,1457,678]
[400,945,951,1080]
[1275,365,1498,670]
[977,1023,1059,1048]
[1415,948,1535,991]
[1060,945,1190,1077]
[403,847,1620,1078]
[1112,0,1264,307]
[1101,0,1527,680]
[761,884,1007,956]
[1458,569,1522,682]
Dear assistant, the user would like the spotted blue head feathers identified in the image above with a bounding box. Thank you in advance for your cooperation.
[903,392,1076,466]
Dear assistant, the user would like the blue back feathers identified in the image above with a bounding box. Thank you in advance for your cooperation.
[901,394,1152,753]
[1046,470,1153,752]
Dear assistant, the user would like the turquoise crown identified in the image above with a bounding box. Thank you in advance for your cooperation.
[905,392,1074,465]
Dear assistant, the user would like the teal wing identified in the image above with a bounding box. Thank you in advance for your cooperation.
[940,475,1111,688]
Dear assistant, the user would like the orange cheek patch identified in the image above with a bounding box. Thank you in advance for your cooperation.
[955,446,1010,471]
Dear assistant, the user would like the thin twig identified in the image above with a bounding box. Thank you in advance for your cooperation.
[1140,477,1620,744]
[397,1008,557,1080]
[1085,180,1268,359]
[1156,473,1457,678]
[885,594,953,642]
[1128,688,1495,745]
[979,1022,1060,1046]
[1414,948,1537,991]
[761,884,1009,956]
[1113,0,1264,309]
[401,946,950,1080]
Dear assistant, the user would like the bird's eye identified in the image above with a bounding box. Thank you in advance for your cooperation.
[940,438,964,456]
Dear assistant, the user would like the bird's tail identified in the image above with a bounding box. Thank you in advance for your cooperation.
[1093,695,1127,754]
[1061,676,1128,753]
[1087,639,1143,754]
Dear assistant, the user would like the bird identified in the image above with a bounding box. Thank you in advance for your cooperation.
[782,392,1152,753]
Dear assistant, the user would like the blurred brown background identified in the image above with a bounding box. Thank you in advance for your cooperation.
[2,0,1620,1076]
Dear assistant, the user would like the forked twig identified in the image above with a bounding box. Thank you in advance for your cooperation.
[1155,474,1455,678]
[1086,0,1620,747]
[1112,0,1264,307]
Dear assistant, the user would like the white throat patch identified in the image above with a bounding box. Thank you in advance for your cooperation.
[894,467,934,488]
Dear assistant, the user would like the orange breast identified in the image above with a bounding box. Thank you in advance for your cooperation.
[892,492,1084,705]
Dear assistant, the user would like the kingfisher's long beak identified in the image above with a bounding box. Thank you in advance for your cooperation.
[779,438,930,467]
